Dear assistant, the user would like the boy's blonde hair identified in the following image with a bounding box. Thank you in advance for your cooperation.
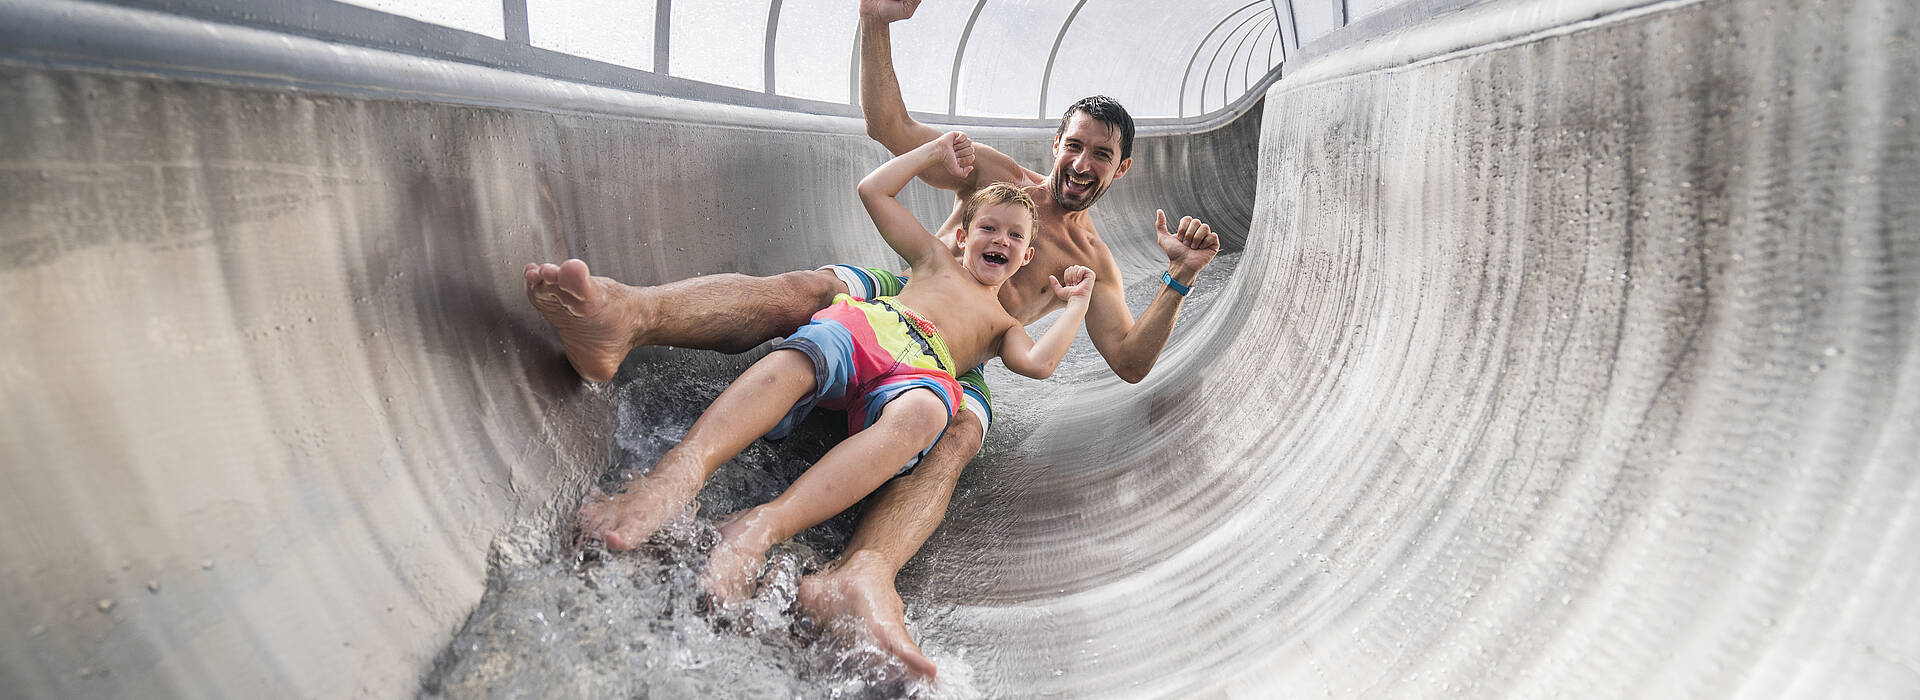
[961,183,1039,233]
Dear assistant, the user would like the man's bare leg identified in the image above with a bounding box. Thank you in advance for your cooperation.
[577,350,816,549]
[524,259,844,382]
[795,409,984,680]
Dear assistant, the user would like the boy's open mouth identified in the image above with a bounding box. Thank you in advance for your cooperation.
[982,251,1009,265]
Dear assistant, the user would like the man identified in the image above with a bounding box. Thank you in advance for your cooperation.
[525,0,1220,678]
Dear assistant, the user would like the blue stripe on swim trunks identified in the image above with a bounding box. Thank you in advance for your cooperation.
[818,264,996,435]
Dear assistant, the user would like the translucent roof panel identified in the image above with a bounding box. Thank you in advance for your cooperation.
[885,1,976,114]
[953,1,1079,120]
[1047,0,1266,119]
[293,0,1424,123]
[334,0,502,39]
[773,0,860,104]
[1348,0,1402,23]
[527,0,655,72]
[669,2,773,92]
[1293,0,1345,45]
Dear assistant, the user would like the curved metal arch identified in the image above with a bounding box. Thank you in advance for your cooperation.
[1036,0,1092,120]
[1231,17,1270,99]
[762,0,781,94]
[1270,0,1291,62]
[1180,1,1269,117]
[1175,1,1267,117]
[655,0,671,75]
[847,18,860,104]
[1263,13,1279,70]
[1222,16,1274,110]
[947,0,990,116]
[1251,19,1278,90]
[1198,13,1274,112]
[1280,0,1301,53]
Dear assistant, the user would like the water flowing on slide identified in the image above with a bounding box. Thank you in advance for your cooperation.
[1,0,1915,696]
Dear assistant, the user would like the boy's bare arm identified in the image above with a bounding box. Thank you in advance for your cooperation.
[859,0,1029,192]
[999,266,1096,379]
[1084,210,1220,383]
[858,132,976,268]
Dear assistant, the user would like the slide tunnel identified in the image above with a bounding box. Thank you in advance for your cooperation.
[2,0,1916,697]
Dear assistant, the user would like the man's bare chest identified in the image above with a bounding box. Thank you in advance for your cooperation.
[1003,227,1102,324]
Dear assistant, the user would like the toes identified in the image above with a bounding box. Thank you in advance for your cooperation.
[870,621,935,678]
[900,652,937,680]
[602,526,640,551]
[557,259,593,300]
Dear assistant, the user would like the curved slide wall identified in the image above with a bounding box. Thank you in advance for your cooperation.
[964,0,1919,695]
[2,0,1916,698]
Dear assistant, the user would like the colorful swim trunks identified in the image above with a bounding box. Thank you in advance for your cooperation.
[820,264,994,434]
[767,294,963,474]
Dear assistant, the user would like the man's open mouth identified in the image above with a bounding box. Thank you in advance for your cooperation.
[1063,172,1095,196]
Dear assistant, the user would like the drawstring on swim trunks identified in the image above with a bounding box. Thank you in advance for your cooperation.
[871,297,955,376]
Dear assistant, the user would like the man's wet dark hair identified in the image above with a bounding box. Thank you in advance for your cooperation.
[1057,95,1136,160]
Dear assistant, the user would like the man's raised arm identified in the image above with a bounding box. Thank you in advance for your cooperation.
[858,132,978,268]
[859,0,1028,191]
[1083,210,1221,383]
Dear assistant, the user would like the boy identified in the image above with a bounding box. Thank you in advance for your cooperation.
[576,131,1096,604]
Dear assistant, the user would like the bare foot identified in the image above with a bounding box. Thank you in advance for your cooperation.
[797,549,938,679]
[523,259,644,382]
[700,509,776,607]
[575,477,693,551]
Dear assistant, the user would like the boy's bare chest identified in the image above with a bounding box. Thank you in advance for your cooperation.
[899,276,1010,367]
[1003,223,1104,323]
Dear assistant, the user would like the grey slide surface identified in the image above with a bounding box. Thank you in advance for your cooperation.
[2,0,1916,697]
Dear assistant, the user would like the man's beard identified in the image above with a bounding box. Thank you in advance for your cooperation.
[1050,170,1108,212]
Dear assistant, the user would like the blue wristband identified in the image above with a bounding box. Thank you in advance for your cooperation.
[1162,271,1192,296]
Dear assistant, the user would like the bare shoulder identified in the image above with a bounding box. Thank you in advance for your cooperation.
[991,308,1023,350]
[969,142,1044,189]
[1073,220,1124,280]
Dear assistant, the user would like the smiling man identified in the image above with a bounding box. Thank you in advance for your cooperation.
[523,0,1220,679]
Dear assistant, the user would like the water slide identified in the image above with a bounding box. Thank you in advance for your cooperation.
[3,0,1915,696]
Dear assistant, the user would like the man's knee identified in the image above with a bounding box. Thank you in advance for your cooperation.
[911,409,983,482]
[771,269,849,311]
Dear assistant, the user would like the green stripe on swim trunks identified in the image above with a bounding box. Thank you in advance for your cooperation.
[864,267,906,298]
[957,365,990,409]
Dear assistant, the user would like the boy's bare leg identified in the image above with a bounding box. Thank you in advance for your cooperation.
[524,259,845,382]
[795,409,984,680]
[578,350,818,549]
[701,390,950,606]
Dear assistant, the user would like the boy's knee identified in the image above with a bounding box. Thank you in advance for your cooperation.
[887,390,951,440]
